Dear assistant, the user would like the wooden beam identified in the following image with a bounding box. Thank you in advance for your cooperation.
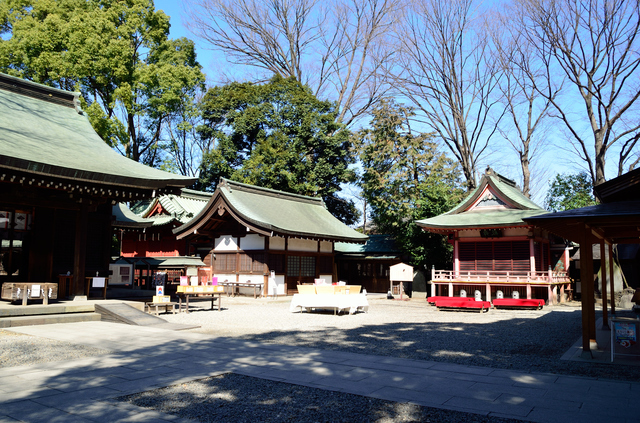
[600,240,609,329]
[579,225,597,357]
[609,243,616,316]
[72,203,88,297]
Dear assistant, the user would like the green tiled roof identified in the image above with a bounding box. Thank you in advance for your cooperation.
[335,234,399,254]
[115,189,211,229]
[0,73,195,191]
[111,203,154,229]
[175,178,369,243]
[416,169,547,230]
[114,256,205,267]
[151,190,212,224]
[417,209,548,230]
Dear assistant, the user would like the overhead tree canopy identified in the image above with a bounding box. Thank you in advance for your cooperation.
[545,171,597,212]
[355,99,464,269]
[197,74,360,225]
[0,0,205,166]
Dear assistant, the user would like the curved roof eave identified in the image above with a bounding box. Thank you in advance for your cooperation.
[173,180,368,243]
[0,73,196,191]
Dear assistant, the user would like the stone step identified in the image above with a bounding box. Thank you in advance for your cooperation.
[0,312,102,328]
[0,303,95,318]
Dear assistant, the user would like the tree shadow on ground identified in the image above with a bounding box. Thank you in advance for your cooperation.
[232,308,640,381]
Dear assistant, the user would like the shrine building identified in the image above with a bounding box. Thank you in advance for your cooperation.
[416,168,571,304]
[0,73,195,297]
[112,189,212,288]
[172,178,368,295]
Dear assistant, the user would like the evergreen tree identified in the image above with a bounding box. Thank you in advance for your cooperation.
[356,100,464,269]
[197,75,359,224]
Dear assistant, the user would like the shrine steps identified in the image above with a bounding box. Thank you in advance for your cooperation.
[0,303,101,328]
[0,300,200,330]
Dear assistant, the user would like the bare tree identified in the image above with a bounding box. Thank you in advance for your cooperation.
[184,0,398,126]
[516,0,640,185]
[390,0,504,191]
[489,8,560,198]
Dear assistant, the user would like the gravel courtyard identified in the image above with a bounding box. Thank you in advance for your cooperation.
[160,295,639,381]
[2,295,638,423]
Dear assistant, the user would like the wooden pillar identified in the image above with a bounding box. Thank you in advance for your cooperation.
[579,228,597,356]
[609,243,616,316]
[529,238,536,273]
[600,241,609,329]
[526,284,531,299]
[72,203,88,297]
[263,237,270,296]
[486,283,491,302]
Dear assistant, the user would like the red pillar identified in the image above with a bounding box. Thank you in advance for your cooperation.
[529,238,536,273]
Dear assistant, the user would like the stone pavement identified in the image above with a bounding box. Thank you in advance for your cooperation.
[1,322,639,423]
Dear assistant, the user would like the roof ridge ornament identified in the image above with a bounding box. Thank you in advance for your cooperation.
[73,93,83,115]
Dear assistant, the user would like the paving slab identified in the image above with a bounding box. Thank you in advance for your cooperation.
[2,321,640,423]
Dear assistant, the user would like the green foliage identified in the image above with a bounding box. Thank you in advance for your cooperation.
[0,0,205,165]
[545,171,597,212]
[356,99,464,270]
[196,75,359,224]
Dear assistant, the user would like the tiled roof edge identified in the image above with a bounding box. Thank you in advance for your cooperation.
[0,72,82,112]
[220,178,324,206]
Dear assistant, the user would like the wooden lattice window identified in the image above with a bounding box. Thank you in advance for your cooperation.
[458,240,532,272]
[251,252,265,272]
[300,256,315,277]
[215,253,236,273]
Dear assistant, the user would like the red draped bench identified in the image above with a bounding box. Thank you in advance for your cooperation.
[427,296,474,304]
[492,298,545,309]
[434,299,491,312]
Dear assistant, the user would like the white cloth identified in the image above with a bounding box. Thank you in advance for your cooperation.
[289,294,369,315]
[92,277,105,288]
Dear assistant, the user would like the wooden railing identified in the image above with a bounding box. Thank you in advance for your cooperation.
[431,269,570,285]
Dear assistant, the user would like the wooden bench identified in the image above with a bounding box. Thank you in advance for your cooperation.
[492,298,545,310]
[176,285,224,313]
[427,296,474,304]
[434,299,491,312]
[145,302,177,315]
[220,282,263,298]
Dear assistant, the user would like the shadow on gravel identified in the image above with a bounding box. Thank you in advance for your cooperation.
[232,309,640,382]
[3,309,639,423]
[117,373,527,423]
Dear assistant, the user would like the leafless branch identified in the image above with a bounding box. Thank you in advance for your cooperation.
[184,0,399,125]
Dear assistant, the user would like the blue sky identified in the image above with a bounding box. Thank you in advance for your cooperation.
[151,0,612,208]
[155,1,222,81]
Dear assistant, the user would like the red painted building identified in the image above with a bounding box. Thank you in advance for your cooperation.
[416,168,571,304]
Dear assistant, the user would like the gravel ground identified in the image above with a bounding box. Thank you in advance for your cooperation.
[162,296,640,381]
[2,296,638,422]
[117,372,527,423]
[0,329,113,368]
